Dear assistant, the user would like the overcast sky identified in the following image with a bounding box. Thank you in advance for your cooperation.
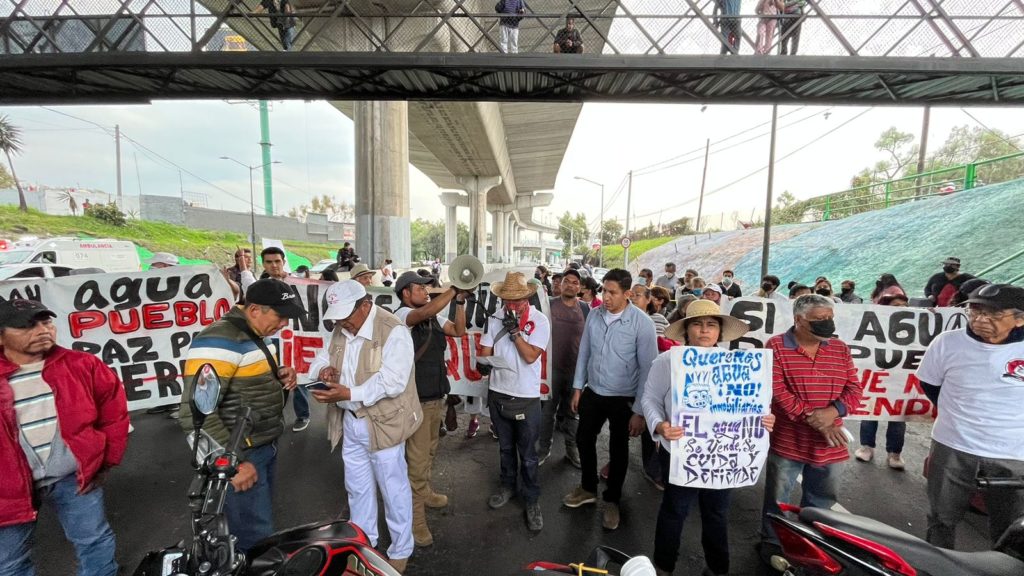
[3,101,1022,239]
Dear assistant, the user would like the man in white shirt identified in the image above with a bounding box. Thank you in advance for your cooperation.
[479,271,550,533]
[308,281,420,572]
[916,283,1024,548]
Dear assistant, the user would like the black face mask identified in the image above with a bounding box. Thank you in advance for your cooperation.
[535,272,543,280]
[807,318,835,338]
[815,288,832,297]
[840,287,853,295]
[943,265,958,274]
[761,282,775,292]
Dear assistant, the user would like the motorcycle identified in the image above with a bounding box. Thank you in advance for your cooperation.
[133,363,400,576]
[525,546,657,575]
[767,476,1024,576]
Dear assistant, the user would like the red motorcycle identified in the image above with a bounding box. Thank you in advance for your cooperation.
[133,364,400,576]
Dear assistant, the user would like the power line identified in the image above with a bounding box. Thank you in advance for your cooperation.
[959,108,1023,152]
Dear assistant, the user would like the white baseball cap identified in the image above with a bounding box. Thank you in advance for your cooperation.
[146,252,179,267]
[324,280,367,320]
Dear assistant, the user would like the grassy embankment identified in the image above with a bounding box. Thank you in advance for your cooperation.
[0,206,335,267]
[598,236,675,268]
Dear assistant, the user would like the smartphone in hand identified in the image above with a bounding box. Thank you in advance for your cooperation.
[303,381,331,391]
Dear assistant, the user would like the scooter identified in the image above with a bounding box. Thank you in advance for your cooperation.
[767,476,1024,576]
[133,363,400,576]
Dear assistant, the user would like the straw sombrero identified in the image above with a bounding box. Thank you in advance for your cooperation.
[664,299,749,343]
[490,271,538,301]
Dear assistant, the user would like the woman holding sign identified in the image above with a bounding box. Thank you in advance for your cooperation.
[642,300,775,576]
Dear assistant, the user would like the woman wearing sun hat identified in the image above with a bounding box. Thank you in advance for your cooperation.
[642,300,776,576]
[478,270,550,533]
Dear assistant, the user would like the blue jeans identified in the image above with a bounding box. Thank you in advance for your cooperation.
[278,26,294,51]
[489,393,542,505]
[226,443,277,552]
[292,385,310,420]
[859,420,906,453]
[761,452,843,545]
[653,447,731,574]
[0,474,117,576]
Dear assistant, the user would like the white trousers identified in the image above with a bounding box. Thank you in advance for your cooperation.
[343,414,414,560]
[500,25,519,53]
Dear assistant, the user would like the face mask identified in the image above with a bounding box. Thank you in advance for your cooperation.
[692,288,704,297]
[761,282,774,293]
[722,277,733,286]
[943,265,958,274]
[807,318,835,338]
[534,272,543,280]
[815,288,831,297]
[841,287,852,295]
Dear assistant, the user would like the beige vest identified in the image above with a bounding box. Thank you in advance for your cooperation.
[326,308,422,452]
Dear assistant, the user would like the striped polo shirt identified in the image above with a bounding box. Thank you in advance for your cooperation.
[767,329,863,466]
[11,361,78,483]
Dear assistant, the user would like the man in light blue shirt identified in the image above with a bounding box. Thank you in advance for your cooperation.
[562,269,658,531]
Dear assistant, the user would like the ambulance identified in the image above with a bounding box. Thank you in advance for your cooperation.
[0,237,141,272]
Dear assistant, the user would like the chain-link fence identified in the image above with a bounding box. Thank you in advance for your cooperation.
[3,0,1022,57]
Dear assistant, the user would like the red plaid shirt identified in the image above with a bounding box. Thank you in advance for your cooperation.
[768,329,863,465]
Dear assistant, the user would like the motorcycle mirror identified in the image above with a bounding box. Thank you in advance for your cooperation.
[190,363,222,431]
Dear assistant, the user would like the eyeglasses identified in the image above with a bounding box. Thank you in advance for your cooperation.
[966,305,1015,321]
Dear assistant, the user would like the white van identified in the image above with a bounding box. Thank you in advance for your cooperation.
[0,238,141,273]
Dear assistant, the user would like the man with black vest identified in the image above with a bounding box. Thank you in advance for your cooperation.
[392,271,467,547]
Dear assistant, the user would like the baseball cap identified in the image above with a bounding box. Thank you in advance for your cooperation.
[324,280,367,320]
[245,278,307,319]
[0,299,57,329]
[146,252,179,267]
[394,270,433,296]
[942,257,961,266]
[704,283,723,295]
[964,284,1024,311]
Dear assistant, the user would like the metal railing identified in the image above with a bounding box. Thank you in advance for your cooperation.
[781,151,1024,223]
[2,0,1022,58]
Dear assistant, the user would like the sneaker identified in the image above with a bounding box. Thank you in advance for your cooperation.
[887,453,906,470]
[425,491,448,509]
[599,463,610,481]
[439,423,447,437]
[538,449,551,466]
[854,446,874,462]
[489,423,498,440]
[602,502,621,530]
[562,485,597,508]
[292,418,310,432]
[167,409,180,420]
[128,423,135,434]
[488,486,515,510]
[564,446,582,469]
[644,471,665,491]
[525,502,544,532]
[466,418,480,439]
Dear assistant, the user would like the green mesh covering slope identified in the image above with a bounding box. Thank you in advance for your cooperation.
[732,179,1024,297]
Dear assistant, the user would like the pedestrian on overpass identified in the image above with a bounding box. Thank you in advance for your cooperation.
[553,15,583,53]
[778,0,805,54]
[755,0,784,54]
[564,269,658,531]
[495,0,527,53]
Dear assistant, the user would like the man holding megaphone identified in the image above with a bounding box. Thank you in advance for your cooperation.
[393,271,468,548]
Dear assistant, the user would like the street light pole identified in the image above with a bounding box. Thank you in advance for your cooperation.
[220,156,281,257]
[574,176,605,266]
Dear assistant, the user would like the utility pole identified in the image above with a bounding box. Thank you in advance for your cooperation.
[599,184,604,266]
[695,138,710,245]
[760,105,779,279]
[624,170,633,267]
[259,101,274,215]
[115,124,122,206]
[915,105,931,196]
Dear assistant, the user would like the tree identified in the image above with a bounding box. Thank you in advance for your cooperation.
[0,163,14,190]
[923,125,1024,184]
[0,115,27,212]
[599,219,623,245]
[556,211,589,255]
[409,219,469,263]
[663,216,693,236]
[57,189,78,215]
[287,194,354,222]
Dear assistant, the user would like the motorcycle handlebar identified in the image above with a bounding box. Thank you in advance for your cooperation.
[224,406,253,459]
[976,476,1024,489]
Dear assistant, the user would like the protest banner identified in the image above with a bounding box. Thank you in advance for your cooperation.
[0,266,234,412]
[669,345,773,489]
[721,297,968,422]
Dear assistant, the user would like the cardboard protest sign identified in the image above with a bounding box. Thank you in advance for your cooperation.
[721,297,967,422]
[0,266,234,411]
[669,346,773,489]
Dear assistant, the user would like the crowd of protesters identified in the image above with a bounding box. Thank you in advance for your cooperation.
[3,248,1022,576]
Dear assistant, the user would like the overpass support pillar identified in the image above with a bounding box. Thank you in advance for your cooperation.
[539,232,547,265]
[439,192,466,263]
[492,211,502,263]
[456,176,502,263]
[505,214,515,263]
[354,101,410,269]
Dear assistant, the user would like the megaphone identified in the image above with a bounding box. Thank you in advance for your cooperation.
[449,254,484,291]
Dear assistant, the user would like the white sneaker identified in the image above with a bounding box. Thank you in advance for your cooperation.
[854,446,874,462]
[128,423,135,434]
[887,453,906,470]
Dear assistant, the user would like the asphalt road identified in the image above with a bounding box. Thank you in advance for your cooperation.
[31,407,991,576]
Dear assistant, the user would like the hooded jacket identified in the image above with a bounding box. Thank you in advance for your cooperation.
[0,346,129,528]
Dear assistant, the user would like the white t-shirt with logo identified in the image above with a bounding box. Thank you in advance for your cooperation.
[917,329,1024,460]
[480,309,550,399]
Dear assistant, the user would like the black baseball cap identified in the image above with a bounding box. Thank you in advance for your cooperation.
[395,270,433,296]
[245,278,307,319]
[0,299,56,329]
[964,284,1024,311]
[562,269,582,282]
